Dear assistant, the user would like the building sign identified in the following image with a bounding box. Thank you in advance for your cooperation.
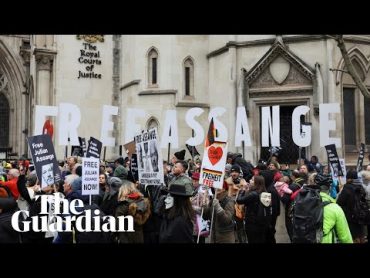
[77,35,103,79]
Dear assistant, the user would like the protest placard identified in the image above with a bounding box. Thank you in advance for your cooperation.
[27,134,61,188]
[135,128,164,186]
[82,157,100,196]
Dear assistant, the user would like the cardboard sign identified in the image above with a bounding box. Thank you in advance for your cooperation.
[325,144,343,177]
[27,134,61,188]
[135,128,164,186]
[82,157,100,195]
[124,140,136,157]
[85,137,102,159]
[199,141,228,189]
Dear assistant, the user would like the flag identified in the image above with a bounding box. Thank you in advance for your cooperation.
[186,144,200,158]
[205,118,216,147]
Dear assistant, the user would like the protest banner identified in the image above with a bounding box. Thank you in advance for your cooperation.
[356,143,365,173]
[135,128,164,186]
[130,153,139,182]
[82,157,100,196]
[199,118,228,189]
[325,144,343,177]
[330,158,347,185]
[27,134,61,188]
[85,137,102,159]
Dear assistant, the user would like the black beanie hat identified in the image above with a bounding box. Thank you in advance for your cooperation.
[174,150,186,160]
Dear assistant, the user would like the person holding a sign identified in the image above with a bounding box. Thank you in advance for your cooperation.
[202,182,236,243]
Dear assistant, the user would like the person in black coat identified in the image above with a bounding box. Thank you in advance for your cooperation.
[237,175,271,243]
[100,177,122,216]
[259,169,280,243]
[159,183,195,243]
[337,170,367,243]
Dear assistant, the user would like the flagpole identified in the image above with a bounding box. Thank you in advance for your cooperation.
[167,127,171,163]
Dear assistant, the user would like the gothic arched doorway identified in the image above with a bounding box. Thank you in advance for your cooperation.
[0,93,9,147]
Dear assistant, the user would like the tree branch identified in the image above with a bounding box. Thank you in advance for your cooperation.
[335,35,370,99]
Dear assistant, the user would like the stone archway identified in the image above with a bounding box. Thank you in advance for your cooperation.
[0,38,27,157]
[0,92,10,147]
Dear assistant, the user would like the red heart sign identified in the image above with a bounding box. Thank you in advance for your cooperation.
[208,146,223,166]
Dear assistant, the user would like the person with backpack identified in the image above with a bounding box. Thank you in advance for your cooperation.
[236,175,272,243]
[316,174,352,243]
[291,173,352,243]
[337,170,369,243]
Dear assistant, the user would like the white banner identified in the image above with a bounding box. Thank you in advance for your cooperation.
[199,142,228,189]
[82,157,100,195]
[135,128,164,186]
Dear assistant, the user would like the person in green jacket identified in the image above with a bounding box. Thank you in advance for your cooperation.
[314,174,353,244]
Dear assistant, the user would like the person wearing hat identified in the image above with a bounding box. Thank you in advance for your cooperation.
[159,181,195,243]
[337,170,367,243]
[225,164,248,243]
[171,149,186,165]
[114,157,128,182]
[225,165,248,198]
[313,174,352,243]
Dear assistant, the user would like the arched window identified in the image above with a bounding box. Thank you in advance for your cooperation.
[0,93,10,147]
[183,57,194,97]
[147,117,159,130]
[148,48,159,86]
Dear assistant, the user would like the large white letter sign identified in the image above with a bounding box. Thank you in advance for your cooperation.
[125,108,146,144]
[161,110,179,148]
[208,107,228,142]
[235,106,252,147]
[34,105,58,135]
[261,106,280,147]
[100,105,118,146]
[320,103,341,147]
[58,103,81,145]
[292,105,311,147]
[185,108,204,146]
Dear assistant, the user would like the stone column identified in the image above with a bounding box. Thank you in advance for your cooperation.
[35,52,53,106]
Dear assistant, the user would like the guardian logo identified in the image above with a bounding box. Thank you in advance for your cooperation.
[11,193,134,233]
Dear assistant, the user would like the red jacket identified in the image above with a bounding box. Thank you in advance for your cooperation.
[0,178,20,199]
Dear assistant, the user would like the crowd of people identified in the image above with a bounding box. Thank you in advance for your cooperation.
[0,150,370,244]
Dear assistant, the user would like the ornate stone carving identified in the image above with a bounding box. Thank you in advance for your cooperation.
[0,73,8,92]
[35,54,53,71]
[76,35,104,43]
[246,40,314,87]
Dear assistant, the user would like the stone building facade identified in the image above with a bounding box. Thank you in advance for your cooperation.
[0,35,369,166]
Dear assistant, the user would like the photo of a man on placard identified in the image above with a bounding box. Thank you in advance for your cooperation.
[149,140,159,172]
[42,163,54,187]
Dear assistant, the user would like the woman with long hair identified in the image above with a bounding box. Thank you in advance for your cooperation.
[159,183,195,243]
[236,175,272,243]
[115,181,151,243]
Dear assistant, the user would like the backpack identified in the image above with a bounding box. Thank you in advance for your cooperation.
[350,186,370,225]
[292,187,330,243]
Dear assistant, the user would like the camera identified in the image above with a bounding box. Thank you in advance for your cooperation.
[233,177,241,184]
